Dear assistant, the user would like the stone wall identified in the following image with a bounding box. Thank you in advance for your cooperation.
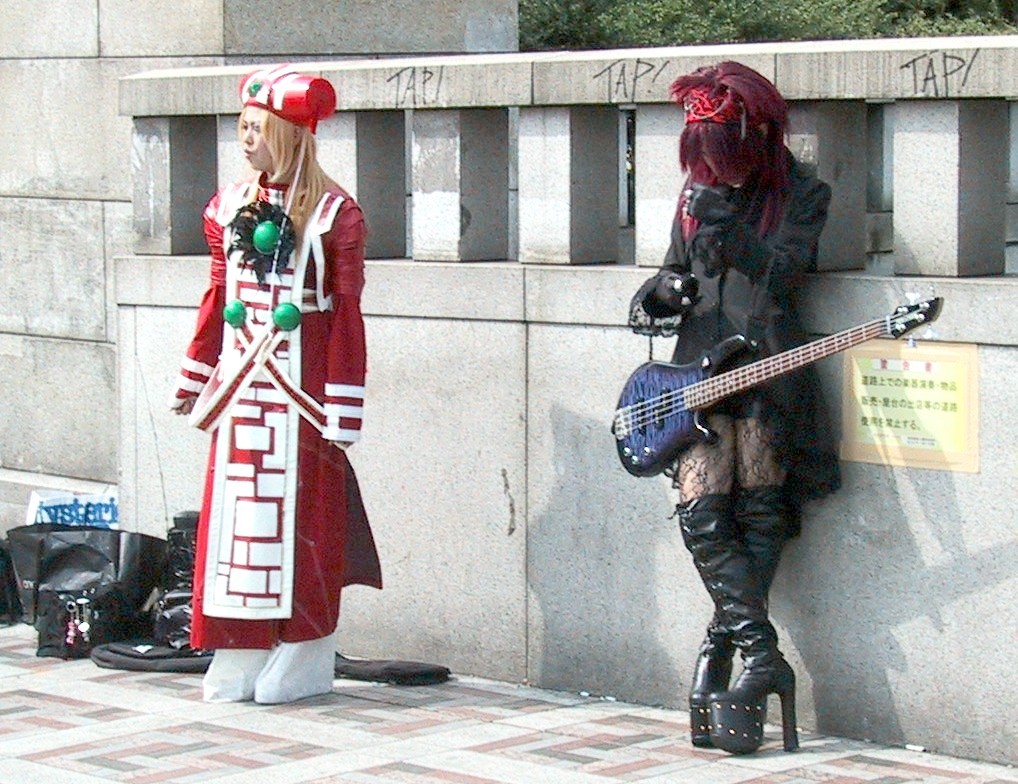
[0,0,517,523]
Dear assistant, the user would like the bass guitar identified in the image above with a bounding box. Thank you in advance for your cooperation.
[612,298,943,477]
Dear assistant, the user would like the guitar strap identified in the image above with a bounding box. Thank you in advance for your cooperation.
[745,258,774,347]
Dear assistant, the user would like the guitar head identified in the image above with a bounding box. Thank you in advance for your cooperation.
[886,297,943,338]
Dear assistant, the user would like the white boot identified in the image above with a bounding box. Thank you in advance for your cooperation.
[254,634,336,704]
[203,648,271,703]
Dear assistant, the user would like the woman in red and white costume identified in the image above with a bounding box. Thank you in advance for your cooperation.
[170,66,379,703]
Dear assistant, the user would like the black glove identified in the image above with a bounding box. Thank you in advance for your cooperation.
[689,224,729,277]
[651,272,700,313]
[686,183,737,225]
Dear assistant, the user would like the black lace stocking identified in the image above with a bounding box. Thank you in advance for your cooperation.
[734,417,787,489]
[674,415,734,500]
[674,416,785,502]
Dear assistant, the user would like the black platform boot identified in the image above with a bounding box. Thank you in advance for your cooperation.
[677,495,736,748]
[708,486,797,753]
[735,486,797,599]
[709,632,797,753]
[688,616,734,747]
[679,494,797,755]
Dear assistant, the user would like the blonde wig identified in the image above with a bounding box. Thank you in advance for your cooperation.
[238,107,336,238]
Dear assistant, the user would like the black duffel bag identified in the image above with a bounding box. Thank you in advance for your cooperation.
[6,524,165,658]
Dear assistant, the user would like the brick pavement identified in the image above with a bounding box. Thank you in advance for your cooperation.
[0,623,1015,784]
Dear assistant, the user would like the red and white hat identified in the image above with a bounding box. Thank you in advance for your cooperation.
[239,65,336,134]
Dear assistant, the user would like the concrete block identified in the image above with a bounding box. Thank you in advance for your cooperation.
[117,254,525,324]
[957,100,1008,275]
[224,0,518,55]
[518,106,619,264]
[356,111,407,259]
[410,109,510,261]
[116,256,210,310]
[867,103,894,212]
[120,58,533,117]
[571,106,619,264]
[533,47,774,105]
[525,265,647,327]
[363,260,523,321]
[777,38,1018,100]
[867,212,893,254]
[461,110,509,260]
[799,273,1018,347]
[216,114,246,190]
[518,107,570,264]
[333,315,528,682]
[104,201,135,344]
[117,305,210,537]
[788,101,868,271]
[778,345,1018,760]
[99,0,224,56]
[634,104,682,268]
[316,112,359,199]
[893,100,1007,276]
[1010,102,1018,203]
[0,58,218,202]
[0,335,117,483]
[329,57,531,111]
[411,111,461,261]
[132,116,218,255]
[0,198,107,342]
[0,1,98,57]
[525,322,696,705]
[120,66,240,118]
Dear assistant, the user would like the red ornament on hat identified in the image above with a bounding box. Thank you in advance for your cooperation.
[239,65,337,134]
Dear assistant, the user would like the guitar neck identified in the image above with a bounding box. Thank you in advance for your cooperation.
[684,318,889,410]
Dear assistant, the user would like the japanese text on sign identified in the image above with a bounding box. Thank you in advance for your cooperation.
[841,342,978,472]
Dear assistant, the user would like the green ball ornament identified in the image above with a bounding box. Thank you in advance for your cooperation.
[272,303,302,332]
[252,220,281,254]
[223,299,247,328]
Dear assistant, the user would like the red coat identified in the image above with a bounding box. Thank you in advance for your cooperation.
[172,178,381,649]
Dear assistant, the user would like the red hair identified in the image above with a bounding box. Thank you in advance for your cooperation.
[671,61,790,239]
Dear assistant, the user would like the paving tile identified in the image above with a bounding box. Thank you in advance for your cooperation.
[0,624,1017,784]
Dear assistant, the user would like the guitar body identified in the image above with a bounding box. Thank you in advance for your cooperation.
[613,336,749,477]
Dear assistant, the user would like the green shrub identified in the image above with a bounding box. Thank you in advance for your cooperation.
[519,0,1016,50]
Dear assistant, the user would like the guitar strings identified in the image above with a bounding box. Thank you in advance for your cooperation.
[615,320,887,434]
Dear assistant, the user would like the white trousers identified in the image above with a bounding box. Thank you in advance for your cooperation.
[202,634,337,704]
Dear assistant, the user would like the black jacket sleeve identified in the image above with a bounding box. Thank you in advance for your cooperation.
[628,210,692,337]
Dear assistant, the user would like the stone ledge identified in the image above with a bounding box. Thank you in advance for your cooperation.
[115,255,1018,346]
[119,36,1018,117]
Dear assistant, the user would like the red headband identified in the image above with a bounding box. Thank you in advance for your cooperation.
[683,87,744,125]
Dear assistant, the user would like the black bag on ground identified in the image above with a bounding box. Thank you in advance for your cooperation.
[334,653,451,686]
[0,540,23,624]
[88,511,212,673]
[91,641,212,673]
[152,588,195,649]
[6,524,166,658]
[35,585,134,659]
[150,510,199,649]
